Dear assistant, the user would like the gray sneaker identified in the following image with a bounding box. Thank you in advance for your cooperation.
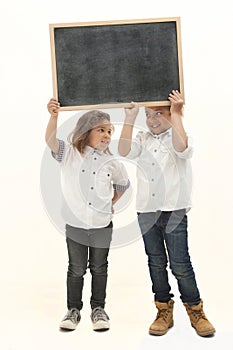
[91,307,110,331]
[59,308,81,330]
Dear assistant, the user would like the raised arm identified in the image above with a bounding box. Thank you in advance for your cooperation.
[45,98,60,154]
[118,102,139,156]
[168,90,188,152]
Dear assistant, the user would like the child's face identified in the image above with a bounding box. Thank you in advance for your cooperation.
[145,106,171,135]
[87,120,112,151]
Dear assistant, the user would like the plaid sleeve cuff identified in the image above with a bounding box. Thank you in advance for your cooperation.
[51,139,65,162]
[113,179,130,191]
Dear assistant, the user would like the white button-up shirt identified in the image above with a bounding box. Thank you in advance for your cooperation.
[52,140,130,229]
[127,128,193,212]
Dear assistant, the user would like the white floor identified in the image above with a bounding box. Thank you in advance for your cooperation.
[2,284,232,350]
[2,233,232,350]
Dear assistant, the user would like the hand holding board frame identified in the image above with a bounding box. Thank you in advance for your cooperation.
[49,17,184,111]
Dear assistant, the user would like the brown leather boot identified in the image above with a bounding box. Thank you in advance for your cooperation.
[149,299,174,335]
[183,300,216,337]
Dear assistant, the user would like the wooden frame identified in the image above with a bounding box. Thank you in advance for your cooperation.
[49,17,184,111]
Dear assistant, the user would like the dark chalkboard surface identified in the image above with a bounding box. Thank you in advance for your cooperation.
[49,18,184,110]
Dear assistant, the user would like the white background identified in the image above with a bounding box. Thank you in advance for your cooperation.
[1,0,233,349]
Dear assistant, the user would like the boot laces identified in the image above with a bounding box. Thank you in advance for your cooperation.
[190,308,207,321]
[157,308,170,322]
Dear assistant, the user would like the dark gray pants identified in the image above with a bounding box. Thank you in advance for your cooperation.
[65,223,112,310]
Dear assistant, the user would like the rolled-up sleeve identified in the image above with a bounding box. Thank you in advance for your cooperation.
[112,161,130,191]
[113,179,130,191]
[51,139,66,162]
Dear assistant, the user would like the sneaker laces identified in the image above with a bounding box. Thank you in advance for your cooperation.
[64,308,80,322]
[92,307,109,322]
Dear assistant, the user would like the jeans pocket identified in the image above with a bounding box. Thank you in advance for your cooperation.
[165,210,187,234]
[138,212,156,235]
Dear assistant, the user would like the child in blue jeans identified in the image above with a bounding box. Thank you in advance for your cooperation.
[46,98,130,331]
[118,90,215,337]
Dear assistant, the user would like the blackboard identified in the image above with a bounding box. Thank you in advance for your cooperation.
[49,18,184,110]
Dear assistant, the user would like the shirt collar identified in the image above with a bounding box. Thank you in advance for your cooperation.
[148,127,172,139]
[83,145,105,156]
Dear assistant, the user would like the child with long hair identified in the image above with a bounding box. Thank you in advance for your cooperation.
[46,98,130,331]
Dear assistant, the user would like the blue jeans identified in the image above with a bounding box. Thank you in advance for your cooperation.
[138,210,200,305]
[65,223,112,310]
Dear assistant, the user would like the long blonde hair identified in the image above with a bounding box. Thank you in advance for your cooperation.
[68,110,114,154]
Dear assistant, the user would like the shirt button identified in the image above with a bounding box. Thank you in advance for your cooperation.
[107,174,110,177]
[90,187,94,190]
[152,193,155,197]
[152,163,155,166]
[93,171,96,174]
[94,157,97,160]
[82,169,85,172]
[154,149,157,152]
[89,202,92,205]
[151,179,154,182]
